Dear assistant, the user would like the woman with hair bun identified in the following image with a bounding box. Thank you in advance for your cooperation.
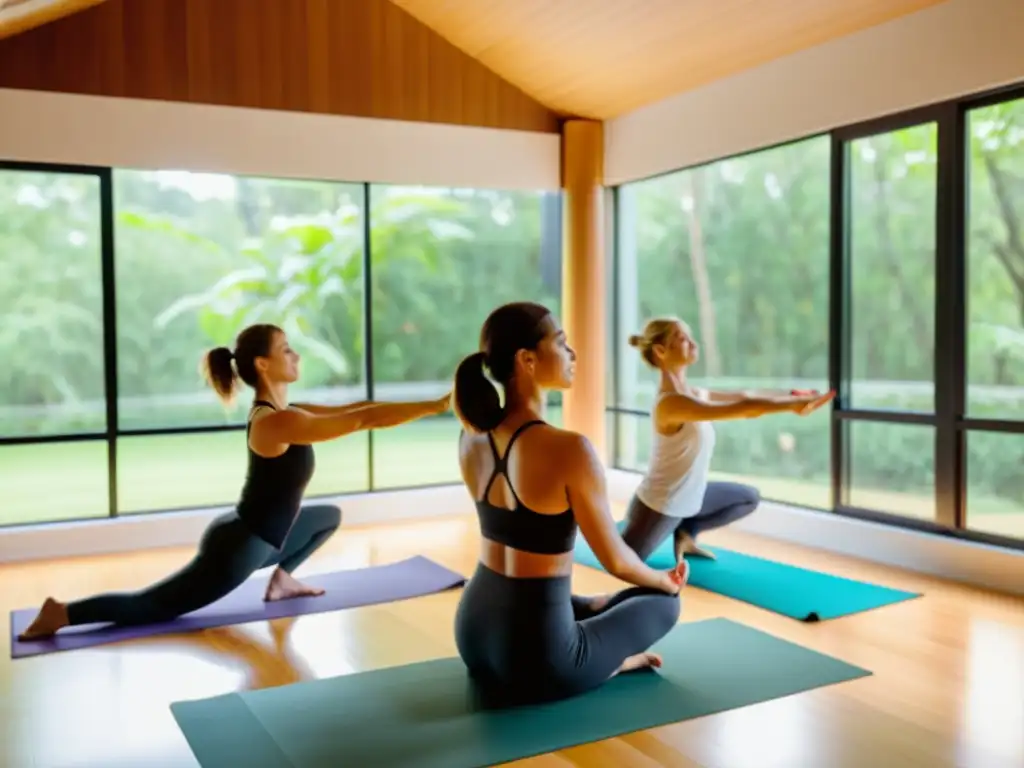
[452,302,684,706]
[621,317,833,563]
[18,323,450,640]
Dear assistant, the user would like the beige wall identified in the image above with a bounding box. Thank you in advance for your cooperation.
[0,88,561,190]
[605,0,1024,185]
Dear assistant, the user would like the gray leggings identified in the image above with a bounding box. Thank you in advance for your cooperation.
[622,481,760,560]
[455,562,680,706]
[66,503,342,627]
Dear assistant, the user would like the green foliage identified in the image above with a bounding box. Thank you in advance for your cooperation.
[2,100,1022,522]
[615,106,1024,513]
[148,190,474,388]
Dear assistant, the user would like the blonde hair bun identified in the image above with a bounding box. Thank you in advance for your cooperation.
[627,334,644,347]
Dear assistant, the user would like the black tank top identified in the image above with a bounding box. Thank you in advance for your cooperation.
[474,420,577,555]
[236,400,316,549]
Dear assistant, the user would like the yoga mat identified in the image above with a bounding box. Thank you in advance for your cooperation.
[171,617,871,768]
[574,526,920,621]
[10,556,466,659]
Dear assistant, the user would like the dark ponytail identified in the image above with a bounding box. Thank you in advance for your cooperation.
[201,346,238,404]
[453,351,504,433]
[454,301,553,434]
[200,323,282,405]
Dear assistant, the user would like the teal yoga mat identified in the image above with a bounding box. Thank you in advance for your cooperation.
[574,524,920,621]
[171,618,870,768]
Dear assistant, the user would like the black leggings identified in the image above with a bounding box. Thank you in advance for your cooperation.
[454,562,680,705]
[622,480,760,561]
[66,503,342,627]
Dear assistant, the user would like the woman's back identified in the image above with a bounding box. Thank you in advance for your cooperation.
[460,418,580,575]
[461,418,577,513]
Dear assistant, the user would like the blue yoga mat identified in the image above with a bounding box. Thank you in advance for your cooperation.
[171,618,871,767]
[574,524,920,621]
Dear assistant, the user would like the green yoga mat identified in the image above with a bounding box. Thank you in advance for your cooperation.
[574,524,920,621]
[171,618,870,768]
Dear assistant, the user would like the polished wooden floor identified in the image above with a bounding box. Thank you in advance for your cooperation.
[2,512,1023,768]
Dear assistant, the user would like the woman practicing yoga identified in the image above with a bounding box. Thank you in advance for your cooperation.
[18,322,450,640]
[453,302,685,706]
[620,317,834,564]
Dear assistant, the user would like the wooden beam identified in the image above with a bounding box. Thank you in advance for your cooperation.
[0,0,107,40]
[561,119,606,454]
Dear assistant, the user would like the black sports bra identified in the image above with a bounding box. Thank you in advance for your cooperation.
[474,420,577,555]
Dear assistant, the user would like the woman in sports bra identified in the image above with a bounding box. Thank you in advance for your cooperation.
[452,302,685,705]
[18,323,450,641]
[621,317,834,564]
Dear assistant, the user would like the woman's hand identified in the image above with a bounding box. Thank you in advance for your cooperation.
[432,391,452,415]
[659,560,689,595]
[787,390,835,416]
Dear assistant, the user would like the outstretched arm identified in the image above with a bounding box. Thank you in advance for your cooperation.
[701,388,819,404]
[254,395,450,446]
[290,400,373,416]
[656,389,833,430]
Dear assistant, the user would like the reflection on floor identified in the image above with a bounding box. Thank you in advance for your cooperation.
[2,513,1022,767]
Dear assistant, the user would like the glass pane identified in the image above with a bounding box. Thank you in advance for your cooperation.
[966,98,1024,420]
[0,170,105,437]
[113,170,367,430]
[117,431,369,515]
[371,416,461,488]
[368,186,562,490]
[0,441,108,525]
[847,124,937,412]
[614,411,651,472]
[612,136,832,508]
[845,421,935,521]
[614,411,830,511]
[966,431,1024,540]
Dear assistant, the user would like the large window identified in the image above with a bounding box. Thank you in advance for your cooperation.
[613,136,832,511]
[836,121,940,524]
[964,96,1024,538]
[847,123,937,413]
[368,186,561,488]
[4,82,1024,548]
[0,166,108,525]
[1,162,561,527]
[113,171,370,513]
[609,84,1024,549]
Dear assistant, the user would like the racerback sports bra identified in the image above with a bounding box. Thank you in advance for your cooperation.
[235,400,316,549]
[474,420,577,555]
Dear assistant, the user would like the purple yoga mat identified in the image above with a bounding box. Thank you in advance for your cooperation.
[10,555,466,660]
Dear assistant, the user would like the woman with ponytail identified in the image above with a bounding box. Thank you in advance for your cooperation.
[619,317,834,564]
[19,323,450,640]
[452,302,684,706]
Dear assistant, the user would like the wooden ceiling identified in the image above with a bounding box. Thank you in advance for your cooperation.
[388,0,948,119]
[0,0,104,40]
[2,0,948,120]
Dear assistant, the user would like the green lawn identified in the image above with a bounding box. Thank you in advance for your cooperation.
[1,417,466,527]
[3,409,1022,540]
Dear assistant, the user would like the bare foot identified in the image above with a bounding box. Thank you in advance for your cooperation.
[17,597,69,641]
[263,569,325,602]
[675,532,716,561]
[617,652,663,674]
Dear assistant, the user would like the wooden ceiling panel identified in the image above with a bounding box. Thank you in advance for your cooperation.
[0,0,107,40]
[387,0,949,119]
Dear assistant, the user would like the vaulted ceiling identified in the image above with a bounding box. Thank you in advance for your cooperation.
[389,0,948,119]
[1,0,948,120]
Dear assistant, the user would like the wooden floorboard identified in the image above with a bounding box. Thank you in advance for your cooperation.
[2,512,1022,767]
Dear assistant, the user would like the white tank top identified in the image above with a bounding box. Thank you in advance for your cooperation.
[635,392,716,519]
